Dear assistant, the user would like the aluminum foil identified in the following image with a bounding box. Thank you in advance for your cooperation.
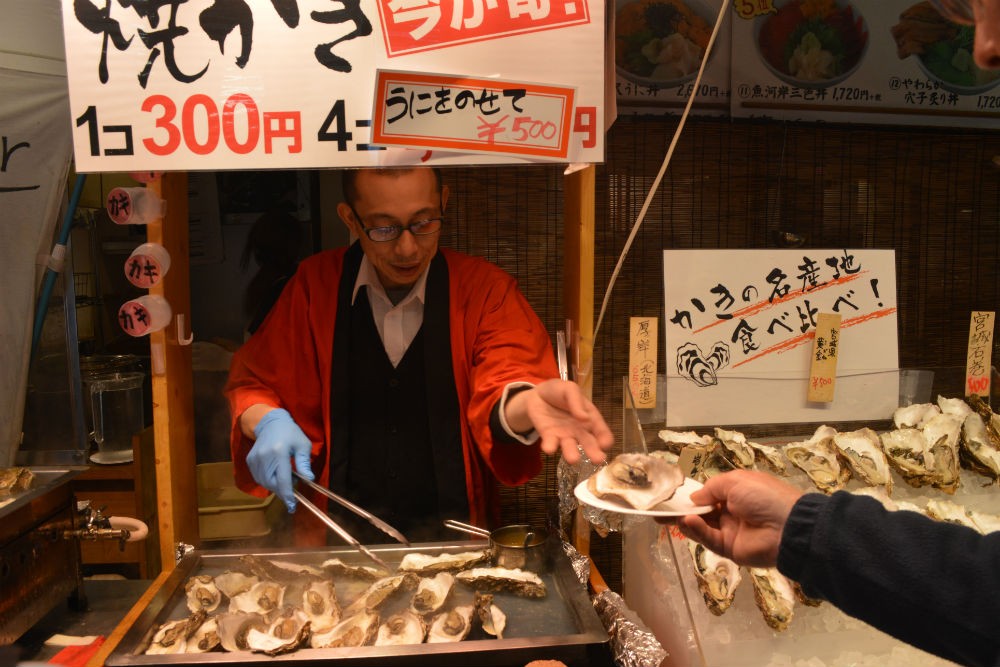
[557,457,623,536]
[593,589,668,667]
[560,539,592,587]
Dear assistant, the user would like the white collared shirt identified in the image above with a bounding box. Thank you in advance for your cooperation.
[350,256,538,444]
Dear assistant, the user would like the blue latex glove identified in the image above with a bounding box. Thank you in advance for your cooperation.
[247,408,314,513]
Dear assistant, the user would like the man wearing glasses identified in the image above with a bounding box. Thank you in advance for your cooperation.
[226,167,613,545]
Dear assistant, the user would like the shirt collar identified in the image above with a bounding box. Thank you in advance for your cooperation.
[351,255,429,306]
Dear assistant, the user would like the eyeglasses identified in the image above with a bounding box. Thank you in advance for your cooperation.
[349,205,444,243]
[928,0,975,25]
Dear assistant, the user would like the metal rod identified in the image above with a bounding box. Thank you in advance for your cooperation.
[293,470,410,546]
[443,519,491,539]
[293,491,391,571]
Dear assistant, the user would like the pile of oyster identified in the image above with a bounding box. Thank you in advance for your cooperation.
[144,551,547,655]
[657,393,1000,631]
[0,467,34,499]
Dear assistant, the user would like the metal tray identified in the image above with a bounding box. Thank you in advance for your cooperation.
[107,541,613,667]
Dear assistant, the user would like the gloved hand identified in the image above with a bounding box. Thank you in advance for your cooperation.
[247,408,314,513]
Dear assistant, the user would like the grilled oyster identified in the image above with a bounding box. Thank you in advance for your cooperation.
[245,607,310,656]
[688,541,742,615]
[229,580,285,614]
[881,428,932,486]
[310,610,379,648]
[784,426,850,493]
[586,452,685,510]
[145,610,206,655]
[455,567,546,598]
[893,402,939,429]
[375,610,427,645]
[749,568,796,632]
[922,413,962,493]
[960,412,1000,482]
[185,616,220,653]
[832,427,892,493]
[473,591,506,639]
[301,579,341,633]
[185,574,222,613]
[213,571,259,598]
[410,572,454,616]
[344,573,419,615]
[398,550,487,575]
[426,605,474,643]
[712,428,756,469]
[215,612,269,652]
[657,429,714,453]
[321,557,387,581]
[746,440,788,475]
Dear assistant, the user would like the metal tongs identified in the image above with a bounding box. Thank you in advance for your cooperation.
[291,470,409,571]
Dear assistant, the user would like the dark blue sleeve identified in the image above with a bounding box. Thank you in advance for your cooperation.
[777,492,1000,667]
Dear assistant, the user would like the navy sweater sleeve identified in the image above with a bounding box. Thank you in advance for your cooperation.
[776,492,1000,667]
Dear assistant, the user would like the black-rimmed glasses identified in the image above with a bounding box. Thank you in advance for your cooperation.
[928,0,975,25]
[349,205,444,243]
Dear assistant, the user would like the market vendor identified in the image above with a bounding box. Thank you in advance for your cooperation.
[226,166,613,545]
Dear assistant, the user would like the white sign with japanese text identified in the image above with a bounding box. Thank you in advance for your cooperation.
[59,0,605,172]
[663,249,899,426]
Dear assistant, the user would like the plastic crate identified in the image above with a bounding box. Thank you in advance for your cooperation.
[197,462,281,542]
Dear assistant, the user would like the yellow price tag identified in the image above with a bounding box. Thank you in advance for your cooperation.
[808,313,841,403]
[733,0,777,20]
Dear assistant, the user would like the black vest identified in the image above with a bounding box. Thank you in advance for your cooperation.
[327,244,468,544]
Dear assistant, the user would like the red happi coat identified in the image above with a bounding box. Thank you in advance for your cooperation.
[225,245,556,545]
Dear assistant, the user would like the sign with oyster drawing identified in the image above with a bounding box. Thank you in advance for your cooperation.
[663,249,898,426]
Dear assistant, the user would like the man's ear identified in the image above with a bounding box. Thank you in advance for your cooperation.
[337,202,359,236]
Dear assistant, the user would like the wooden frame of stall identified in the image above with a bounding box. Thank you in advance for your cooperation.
[88,167,606,665]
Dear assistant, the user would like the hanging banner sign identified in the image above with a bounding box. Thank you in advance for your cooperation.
[663,249,899,426]
[59,0,605,172]
[372,70,576,158]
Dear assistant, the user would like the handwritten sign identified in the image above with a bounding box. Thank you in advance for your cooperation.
[372,71,576,158]
[628,317,657,409]
[58,0,605,171]
[807,313,842,403]
[966,311,995,398]
[663,249,898,426]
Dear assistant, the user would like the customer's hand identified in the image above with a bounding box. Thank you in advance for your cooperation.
[505,379,614,465]
[247,408,314,513]
[673,469,804,568]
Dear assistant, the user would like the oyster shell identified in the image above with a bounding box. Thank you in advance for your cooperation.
[410,572,454,616]
[938,395,973,419]
[301,579,341,633]
[185,574,222,613]
[0,467,33,497]
[657,429,714,453]
[375,610,427,645]
[881,428,932,486]
[238,554,322,582]
[185,617,220,653]
[966,394,1000,446]
[213,571,259,598]
[229,580,285,614]
[832,427,893,493]
[746,440,788,475]
[586,452,685,510]
[215,612,269,652]
[966,508,1000,534]
[851,486,897,511]
[712,428,756,469]
[455,567,546,598]
[245,607,311,656]
[784,426,850,493]
[473,591,506,639]
[922,413,962,493]
[426,605,474,643]
[145,610,206,655]
[749,568,796,632]
[961,412,1000,482]
[688,541,741,615]
[398,550,488,575]
[893,402,939,429]
[320,557,387,581]
[310,610,379,649]
[925,499,980,531]
[344,573,419,615]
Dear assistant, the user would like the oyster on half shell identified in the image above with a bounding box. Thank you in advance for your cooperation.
[145,610,207,655]
[245,606,311,656]
[185,574,222,613]
[688,541,741,615]
[455,567,546,598]
[832,427,892,493]
[398,550,487,575]
[344,573,418,616]
[310,610,379,649]
[301,579,341,633]
[784,426,850,494]
[473,591,507,639]
[749,568,796,632]
[587,452,685,510]
[712,428,756,469]
[410,572,454,616]
[229,580,285,614]
[961,412,1000,481]
[426,605,474,643]
[375,610,427,645]
[215,612,269,652]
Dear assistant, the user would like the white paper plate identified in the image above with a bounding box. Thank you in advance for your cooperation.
[90,449,134,465]
[574,477,714,517]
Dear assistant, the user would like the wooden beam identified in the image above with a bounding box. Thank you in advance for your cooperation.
[563,165,596,394]
[146,173,199,570]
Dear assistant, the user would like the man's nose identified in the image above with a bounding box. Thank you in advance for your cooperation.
[394,228,419,254]
[974,2,1000,70]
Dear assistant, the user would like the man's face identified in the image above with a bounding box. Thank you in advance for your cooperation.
[338,169,449,290]
[974,0,1000,69]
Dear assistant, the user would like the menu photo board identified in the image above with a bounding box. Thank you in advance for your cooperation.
[59,0,606,172]
[613,0,732,116]
[729,0,1000,128]
[662,248,899,427]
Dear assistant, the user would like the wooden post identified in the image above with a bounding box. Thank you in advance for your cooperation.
[146,172,199,569]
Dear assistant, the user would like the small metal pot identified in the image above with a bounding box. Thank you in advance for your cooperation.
[444,519,551,573]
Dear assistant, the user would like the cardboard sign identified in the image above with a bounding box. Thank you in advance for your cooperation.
[628,317,657,409]
[966,311,995,398]
[807,313,842,403]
